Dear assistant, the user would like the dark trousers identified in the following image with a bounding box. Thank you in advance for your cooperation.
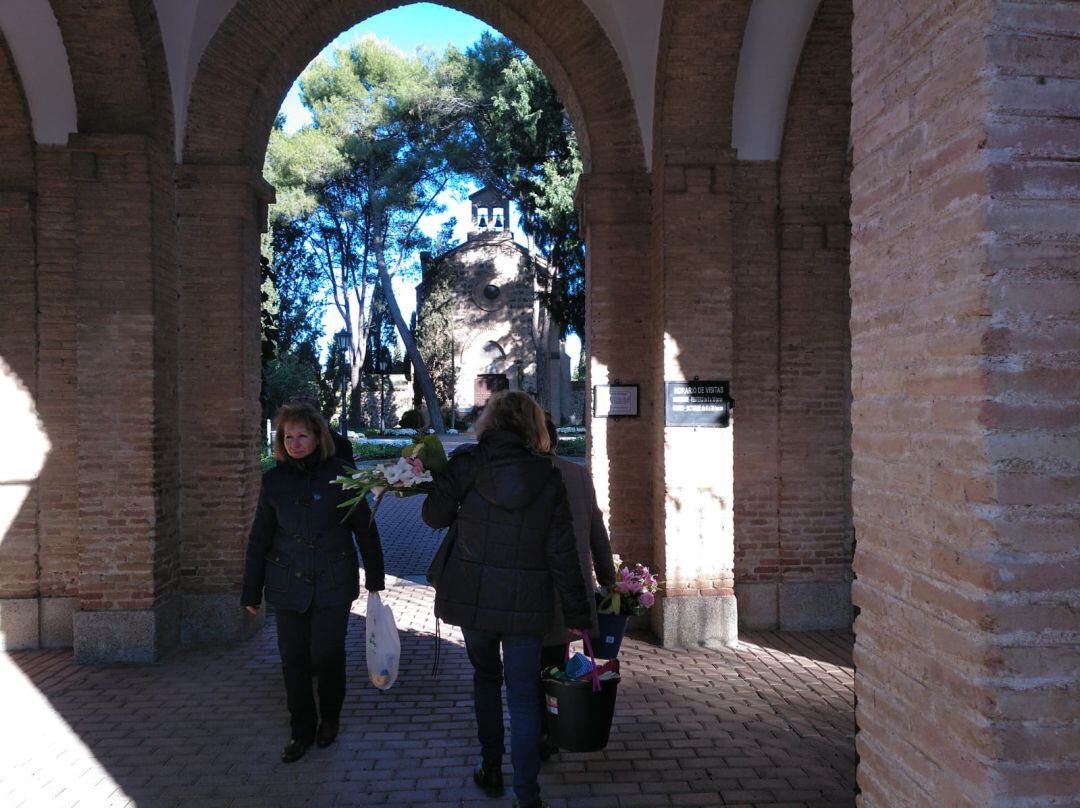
[539,643,568,744]
[275,603,350,742]
[462,628,543,805]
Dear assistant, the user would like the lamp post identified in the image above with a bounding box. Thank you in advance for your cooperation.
[334,329,350,435]
[377,346,391,432]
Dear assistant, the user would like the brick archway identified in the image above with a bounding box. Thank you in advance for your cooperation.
[178,0,652,645]
[646,0,856,645]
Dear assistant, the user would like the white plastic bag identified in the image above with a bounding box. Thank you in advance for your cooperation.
[366,591,400,690]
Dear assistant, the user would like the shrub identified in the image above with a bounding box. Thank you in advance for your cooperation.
[399,409,422,430]
[556,436,586,456]
[353,440,411,461]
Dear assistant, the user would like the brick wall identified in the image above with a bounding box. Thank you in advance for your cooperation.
[776,0,853,608]
[979,2,1080,801]
[732,0,855,628]
[177,166,267,604]
[34,147,80,603]
[732,162,781,591]
[850,0,1079,803]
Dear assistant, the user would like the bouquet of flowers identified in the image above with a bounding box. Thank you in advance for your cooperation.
[334,433,448,522]
[595,555,660,616]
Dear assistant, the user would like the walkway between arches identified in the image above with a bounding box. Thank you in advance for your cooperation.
[2,496,855,807]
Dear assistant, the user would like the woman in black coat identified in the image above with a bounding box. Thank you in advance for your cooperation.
[419,391,591,808]
[241,403,385,763]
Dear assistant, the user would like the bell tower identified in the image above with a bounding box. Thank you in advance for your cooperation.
[468,186,510,240]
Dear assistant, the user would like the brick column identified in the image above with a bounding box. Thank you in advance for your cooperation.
[0,188,43,649]
[34,147,81,647]
[653,154,739,647]
[851,1,1079,803]
[577,169,656,585]
[176,164,270,646]
[732,162,782,627]
[68,134,179,663]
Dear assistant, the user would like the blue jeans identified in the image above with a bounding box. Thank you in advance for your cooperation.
[461,628,543,805]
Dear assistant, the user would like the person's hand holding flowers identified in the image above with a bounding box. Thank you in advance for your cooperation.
[596,555,661,616]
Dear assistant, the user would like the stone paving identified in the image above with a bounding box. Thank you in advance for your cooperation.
[2,494,856,808]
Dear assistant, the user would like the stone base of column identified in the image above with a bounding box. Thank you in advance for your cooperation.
[736,581,853,630]
[73,596,181,663]
[41,597,77,647]
[0,597,40,650]
[654,593,739,648]
[181,592,263,646]
[0,597,81,650]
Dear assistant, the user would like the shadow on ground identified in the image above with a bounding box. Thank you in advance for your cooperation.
[2,493,855,807]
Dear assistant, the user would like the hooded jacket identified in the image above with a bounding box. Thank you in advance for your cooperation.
[241,454,385,613]
[421,430,592,635]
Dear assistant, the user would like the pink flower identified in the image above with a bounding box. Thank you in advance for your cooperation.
[640,591,655,608]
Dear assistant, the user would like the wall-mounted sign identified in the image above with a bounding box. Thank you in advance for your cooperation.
[593,384,639,418]
[665,380,733,427]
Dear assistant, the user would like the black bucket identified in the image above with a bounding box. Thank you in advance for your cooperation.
[588,612,629,658]
[542,673,620,752]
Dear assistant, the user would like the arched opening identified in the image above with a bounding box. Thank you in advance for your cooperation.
[180,0,650,646]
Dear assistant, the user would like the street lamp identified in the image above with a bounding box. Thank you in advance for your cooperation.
[376,346,391,432]
[334,329,350,435]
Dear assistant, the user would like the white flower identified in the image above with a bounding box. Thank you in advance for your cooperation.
[352,472,365,480]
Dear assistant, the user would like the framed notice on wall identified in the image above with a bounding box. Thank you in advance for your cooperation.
[665,380,733,427]
[593,384,639,418]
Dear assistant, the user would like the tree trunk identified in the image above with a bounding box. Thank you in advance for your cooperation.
[374,237,446,434]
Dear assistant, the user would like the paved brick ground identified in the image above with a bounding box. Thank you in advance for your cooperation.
[2,495,855,807]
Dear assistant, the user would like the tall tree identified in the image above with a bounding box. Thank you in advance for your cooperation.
[265,38,474,432]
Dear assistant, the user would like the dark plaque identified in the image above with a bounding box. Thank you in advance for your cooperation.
[665,380,732,427]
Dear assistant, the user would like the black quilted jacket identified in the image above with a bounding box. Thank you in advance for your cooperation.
[421,430,591,635]
[241,455,385,613]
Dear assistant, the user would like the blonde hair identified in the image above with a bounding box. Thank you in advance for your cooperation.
[273,402,335,463]
[475,390,552,454]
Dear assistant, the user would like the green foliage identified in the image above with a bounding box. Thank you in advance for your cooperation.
[413,259,458,415]
[399,409,422,429]
[266,38,477,434]
[353,440,411,461]
[556,436,586,457]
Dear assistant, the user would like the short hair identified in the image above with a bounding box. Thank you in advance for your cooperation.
[273,402,335,463]
[475,390,552,454]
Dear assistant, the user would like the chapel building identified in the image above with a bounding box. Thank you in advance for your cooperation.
[416,187,574,425]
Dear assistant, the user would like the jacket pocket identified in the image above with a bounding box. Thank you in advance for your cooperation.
[324,547,358,588]
[264,550,292,592]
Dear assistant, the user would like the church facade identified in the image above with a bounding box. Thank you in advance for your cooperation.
[416,187,575,425]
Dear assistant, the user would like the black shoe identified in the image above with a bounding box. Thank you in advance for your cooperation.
[473,760,504,797]
[316,719,339,748]
[280,737,310,763]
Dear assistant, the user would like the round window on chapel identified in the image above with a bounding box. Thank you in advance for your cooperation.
[482,284,500,301]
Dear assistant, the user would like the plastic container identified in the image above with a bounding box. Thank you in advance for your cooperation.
[542,672,620,752]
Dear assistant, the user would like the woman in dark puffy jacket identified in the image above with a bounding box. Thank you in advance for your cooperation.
[241,403,385,764]
[419,390,591,808]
